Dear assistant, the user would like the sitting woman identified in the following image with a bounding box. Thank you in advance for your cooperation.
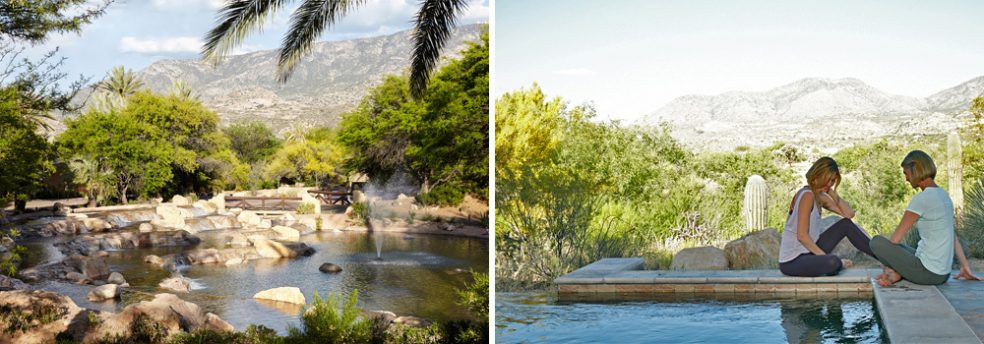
[871,150,979,286]
[779,157,877,277]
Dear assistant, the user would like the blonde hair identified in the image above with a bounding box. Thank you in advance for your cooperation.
[900,150,936,186]
[805,157,841,210]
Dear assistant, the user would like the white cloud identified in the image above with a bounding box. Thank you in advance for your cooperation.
[552,68,598,76]
[231,44,265,55]
[120,36,204,54]
[151,0,225,10]
[460,0,490,22]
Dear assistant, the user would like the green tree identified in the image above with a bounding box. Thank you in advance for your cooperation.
[0,0,112,43]
[57,111,174,204]
[224,121,281,163]
[338,31,488,196]
[95,65,144,108]
[68,156,113,208]
[266,127,346,187]
[0,86,54,205]
[494,83,564,179]
[201,0,471,97]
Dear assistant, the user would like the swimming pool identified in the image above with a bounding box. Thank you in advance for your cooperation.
[496,292,887,343]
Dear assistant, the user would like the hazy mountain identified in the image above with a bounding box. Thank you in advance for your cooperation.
[110,24,483,133]
[643,76,983,151]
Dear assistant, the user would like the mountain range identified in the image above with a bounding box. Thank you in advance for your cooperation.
[643,76,984,151]
[71,24,483,134]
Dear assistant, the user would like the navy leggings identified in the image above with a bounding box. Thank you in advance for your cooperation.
[780,218,876,277]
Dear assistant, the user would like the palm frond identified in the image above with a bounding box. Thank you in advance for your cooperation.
[409,0,468,99]
[276,0,366,82]
[202,0,291,63]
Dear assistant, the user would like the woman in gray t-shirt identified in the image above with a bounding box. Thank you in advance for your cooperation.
[871,150,979,286]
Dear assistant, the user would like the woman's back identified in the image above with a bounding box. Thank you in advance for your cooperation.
[779,187,821,263]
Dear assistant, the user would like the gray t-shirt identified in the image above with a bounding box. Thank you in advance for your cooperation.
[909,187,955,275]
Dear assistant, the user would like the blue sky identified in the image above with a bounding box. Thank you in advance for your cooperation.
[496,0,984,122]
[26,0,489,87]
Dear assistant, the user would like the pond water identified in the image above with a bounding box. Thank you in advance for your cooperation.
[496,292,888,343]
[21,228,488,334]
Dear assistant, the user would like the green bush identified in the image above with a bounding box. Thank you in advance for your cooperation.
[171,324,279,344]
[416,185,465,207]
[284,291,383,344]
[960,180,984,258]
[295,202,315,215]
[350,202,370,226]
[457,272,488,322]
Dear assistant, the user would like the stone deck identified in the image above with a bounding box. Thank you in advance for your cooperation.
[555,258,984,343]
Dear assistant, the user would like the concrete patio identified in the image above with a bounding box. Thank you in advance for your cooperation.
[555,258,984,343]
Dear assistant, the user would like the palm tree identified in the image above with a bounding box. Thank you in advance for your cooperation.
[96,65,144,100]
[201,0,469,99]
[69,156,113,208]
[170,79,198,100]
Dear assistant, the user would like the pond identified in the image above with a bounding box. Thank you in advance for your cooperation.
[21,228,488,334]
[496,292,888,343]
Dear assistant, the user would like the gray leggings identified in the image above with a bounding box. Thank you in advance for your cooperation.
[870,235,948,285]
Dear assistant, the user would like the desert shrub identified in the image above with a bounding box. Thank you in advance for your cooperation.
[350,202,370,226]
[416,184,465,207]
[960,180,984,258]
[95,313,168,344]
[295,202,315,215]
[171,324,280,344]
[283,291,384,344]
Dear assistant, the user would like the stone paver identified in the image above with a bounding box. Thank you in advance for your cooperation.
[873,279,981,344]
[938,276,984,341]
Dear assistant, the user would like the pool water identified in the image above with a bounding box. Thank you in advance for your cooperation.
[496,292,888,343]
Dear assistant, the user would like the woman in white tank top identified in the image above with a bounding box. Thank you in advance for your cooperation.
[778,157,877,277]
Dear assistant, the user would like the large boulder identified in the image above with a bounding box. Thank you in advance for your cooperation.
[83,293,233,342]
[0,275,29,291]
[63,255,110,280]
[171,195,191,206]
[87,284,120,302]
[250,237,315,258]
[192,200,217,215]
[154,204,192,229]
[271,226,300,241]
[143,255,165,267]
[209,194,226,213]
[0,290,85,344]
[237,211,262,227]
[319,263,343,273]
[670,246,729,270]
[253,287,306,305]
[158,277,190,293]
[138,223,154,233]
[107,272,127,286]
[724,228,781,269]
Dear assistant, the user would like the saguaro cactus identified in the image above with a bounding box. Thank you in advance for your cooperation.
[743,175,768,232]
[948,132,964,215]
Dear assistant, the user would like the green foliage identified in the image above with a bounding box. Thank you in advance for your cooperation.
[266,127,346,187]
[0,86,55,201]
[0,0,110,44]
[960,180,984,258]
[56,108,173,204]
[0,302,63,334]
[296,202,315,215]
[339,33,488,195]
[171,324,280,344]
[284,291,381,344]
[416,184,465,207]
[224,121,281,164]
[350,202,370,226]
[315,216,323,231]
[456,272,488,322]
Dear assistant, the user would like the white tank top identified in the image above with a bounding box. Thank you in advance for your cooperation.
[779,187,823,263]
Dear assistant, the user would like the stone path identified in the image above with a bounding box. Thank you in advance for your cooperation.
[556,258,984,343]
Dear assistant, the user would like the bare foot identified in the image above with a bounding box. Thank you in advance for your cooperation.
[877,268,902,287]
[841,259,853,269]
